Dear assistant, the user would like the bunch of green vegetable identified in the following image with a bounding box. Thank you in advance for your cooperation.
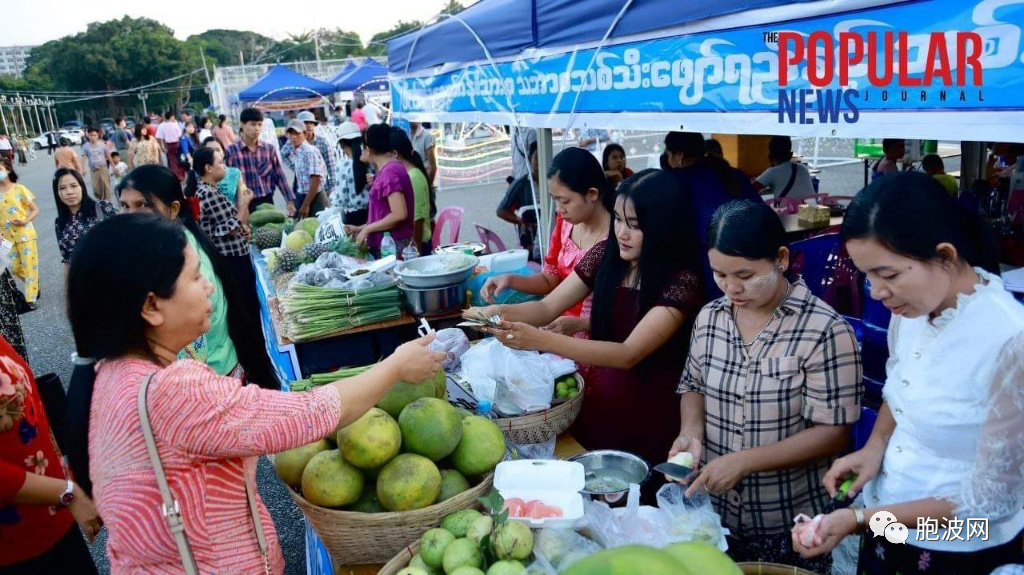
[289,365,372,392]
[278,282,402,342]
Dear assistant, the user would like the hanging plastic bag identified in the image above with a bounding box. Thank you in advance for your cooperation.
[426,328,471,371]
[655,483,729,551]
[459,338,554,415]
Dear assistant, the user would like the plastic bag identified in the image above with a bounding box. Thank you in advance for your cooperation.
[655,483,729,551]
[427,328,471,371]
[532,528,604,573]
[0,239,11,270]
[582,486,668,548]
[459,338,554,416]
[466,267,544,306]
[510,435,557,460]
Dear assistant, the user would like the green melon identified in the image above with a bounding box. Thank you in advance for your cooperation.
[337,407,402,470]
[399,398,463,462]
[376,453,441,511]
[376,370,447,419]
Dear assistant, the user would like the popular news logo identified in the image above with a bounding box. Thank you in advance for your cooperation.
[775,31,985,124]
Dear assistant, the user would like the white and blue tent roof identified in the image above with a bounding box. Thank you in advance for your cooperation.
[387,0,1024,142]
[238,65,338,102]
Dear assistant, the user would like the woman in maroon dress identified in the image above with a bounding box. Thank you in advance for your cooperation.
[467,169,705,469]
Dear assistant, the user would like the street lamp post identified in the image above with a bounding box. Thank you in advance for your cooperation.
[137,92,148,118]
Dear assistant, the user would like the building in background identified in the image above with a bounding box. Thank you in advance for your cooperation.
[0,45,34,78]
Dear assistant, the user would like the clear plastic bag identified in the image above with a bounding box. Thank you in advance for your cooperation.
[531,528,604,573]
[427,328,471,371]
[459,338,554,416]
[655,483,729,551]
[511,435,557,460]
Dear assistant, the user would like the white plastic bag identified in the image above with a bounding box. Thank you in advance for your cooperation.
[459,338,554,416]
[427,328,471,371]
[531,528,604,573]
[655,483,729,551]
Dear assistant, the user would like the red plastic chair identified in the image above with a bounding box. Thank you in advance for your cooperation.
[475,224,507,254]
[432,206,465,249]
[822,195,857,207]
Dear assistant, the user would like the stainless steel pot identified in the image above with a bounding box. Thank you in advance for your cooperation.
[569,450,651,503]
[399,282,467,317]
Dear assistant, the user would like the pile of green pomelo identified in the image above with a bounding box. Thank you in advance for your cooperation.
[274,371,507,512]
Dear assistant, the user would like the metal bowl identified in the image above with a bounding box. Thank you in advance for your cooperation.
[435,242,487,256]
[399,282,467,317]
[394,254,480,289]
[569,450,651,500]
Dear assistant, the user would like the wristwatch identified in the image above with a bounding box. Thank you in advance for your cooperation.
[852,508,866,533]
[59,478,76,507]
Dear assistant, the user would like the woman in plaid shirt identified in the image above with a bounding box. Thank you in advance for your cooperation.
[675,199,862,571]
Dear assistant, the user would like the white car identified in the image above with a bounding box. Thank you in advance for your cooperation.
[31,129,82,149]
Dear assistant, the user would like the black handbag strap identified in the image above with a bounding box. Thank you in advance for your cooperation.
[779,163,799,198]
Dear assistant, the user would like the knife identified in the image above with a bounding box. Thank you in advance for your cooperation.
[822,475,858,514]
[653,461,696,482]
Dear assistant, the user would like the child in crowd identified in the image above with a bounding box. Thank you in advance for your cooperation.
[110,151,129,192]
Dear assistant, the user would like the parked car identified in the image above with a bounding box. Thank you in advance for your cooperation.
[98,117,115,132]
[31,129,82,149]
[124,117,137,130]
[61,120,84,130]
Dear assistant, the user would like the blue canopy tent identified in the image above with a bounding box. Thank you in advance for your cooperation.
[387,0,1024,142]
[238,65,338,102]
[327,62,359,86]
[335,59,389,93]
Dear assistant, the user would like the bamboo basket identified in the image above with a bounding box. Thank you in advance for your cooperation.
[738,562,820,575]
[492,373,585,444]
[289,474,491,565]
[377,541,420,575]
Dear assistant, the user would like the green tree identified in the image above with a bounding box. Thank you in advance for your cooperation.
[364,1,464,55]
[188,29,276,67]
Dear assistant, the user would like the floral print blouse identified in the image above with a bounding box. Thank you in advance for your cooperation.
[55,201,117,264]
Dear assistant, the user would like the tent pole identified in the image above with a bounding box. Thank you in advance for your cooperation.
[537,128,554,241]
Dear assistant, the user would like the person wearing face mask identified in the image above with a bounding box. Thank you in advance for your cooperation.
[466,170,705,481]
[479,147,613,337]
[0,159,40,308]
[793,172,1024,574]
[674,199,862,571]
[53,168,117,270]
[65,214,445,574]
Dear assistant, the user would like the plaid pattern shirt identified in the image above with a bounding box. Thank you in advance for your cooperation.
[224,140,294,202]
[280,134,338,197]
[285,142,326,198]
[196,181,249,258]
[678,281,862,536]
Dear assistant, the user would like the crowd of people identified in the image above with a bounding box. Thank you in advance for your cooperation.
[0,106,1021,575]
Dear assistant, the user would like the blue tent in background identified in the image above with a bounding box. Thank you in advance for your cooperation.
[335,59,389,92]
[327,62,358,86]
[238,65,338,102]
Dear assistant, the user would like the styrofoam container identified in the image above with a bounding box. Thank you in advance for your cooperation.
[488,249,529,274]
[494,460,585,528]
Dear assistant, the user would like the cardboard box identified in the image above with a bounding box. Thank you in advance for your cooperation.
[798,204,831,226]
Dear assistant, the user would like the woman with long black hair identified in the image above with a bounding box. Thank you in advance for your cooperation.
[53,168,117,270]
[466,169,705,472]
[390,127,432,253]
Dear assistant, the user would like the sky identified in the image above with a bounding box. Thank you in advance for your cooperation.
[6,0,475,47]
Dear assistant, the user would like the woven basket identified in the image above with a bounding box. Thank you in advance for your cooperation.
[738,562,821,575]
[289,474,492,565]
[493,373,584,444]
[377,541,420,575]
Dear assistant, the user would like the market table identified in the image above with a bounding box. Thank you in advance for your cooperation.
[304,433,587,575]
[779,213,844,240]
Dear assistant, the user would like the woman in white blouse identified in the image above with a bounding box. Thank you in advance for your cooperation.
[793,172,1024,573]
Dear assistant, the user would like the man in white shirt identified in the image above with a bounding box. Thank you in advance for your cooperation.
[753,136,816,199]
[155,110,185,180]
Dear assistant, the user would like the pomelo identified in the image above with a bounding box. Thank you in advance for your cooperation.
[301,449,363,508]
[377,453,442,511]
[377,370,447,418]
[438,469,471,502]
[399,398,463,461]
[451,416,506,477]
[563,545,685,575]
[346,481,385,513]
[337,407,401,470]
[273,439,330,489]
[662,541,741,575]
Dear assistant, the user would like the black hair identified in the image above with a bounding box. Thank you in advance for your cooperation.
[768,136,794,163]
[882,138,904,153]
[590,169,702,343]
[841,171,1000,275]
[0,158,18,183]
[218,114,228,126]
[59,138,69,147]
[111,151,120,158]
[198,116,212,129]
[340,135,368,193]
[706,200,787,260]
[664,131,704,157]
[88,127,99,135]
[602,143,627,171]
[528,141,537,159]
[114,116,124,124]
[704,138,724,158]
[390,127,429,185]
[163,110,174,120]
[201,136,220,148]
[548,147,614,213]
[53,168,97,231]
[364,123,393,155]
[118,165,281,389]
[921,154,944,173]
[659,152,670,170]
[239,108,263,124]
[133,123,147,140]
[184,147,218,199]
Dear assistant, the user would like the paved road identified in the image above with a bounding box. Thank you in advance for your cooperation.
[14,136,958,574]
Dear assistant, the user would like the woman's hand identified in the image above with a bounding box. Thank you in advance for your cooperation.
[542,316,588,336]
[463,306,502,322]
[482,275,514,303]
[823,443,884,500]
[355,227,370,247]
[237,186,253,208]
[384,334,446,383]
[668,434,703,477]
[792,509,859,558]
[68,484,103,543]
[9,219,25,227]
[489,320,549,352]
[684,452,751,497]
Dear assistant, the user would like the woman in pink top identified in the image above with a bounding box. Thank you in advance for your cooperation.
[479,147,612,336]
[345,124,415,257]
[67,214,444,574]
